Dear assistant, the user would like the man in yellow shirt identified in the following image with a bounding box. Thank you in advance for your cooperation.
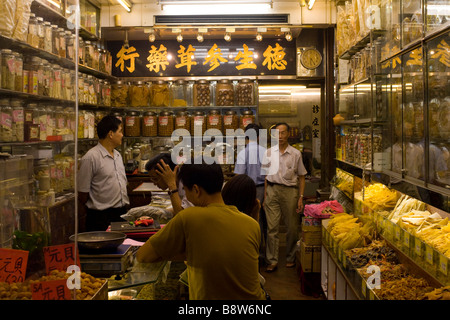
[136,160,266,300]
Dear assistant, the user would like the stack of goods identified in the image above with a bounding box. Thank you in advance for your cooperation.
[359,183,399,212]
[326,213,375,250]
[304,200,344,219]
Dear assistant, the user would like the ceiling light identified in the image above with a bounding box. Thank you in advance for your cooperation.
[148,33,156,42]
[256,33,263,41]
[285,32,293,41]
[224,32,231,42]
[197,33,204,42]
[177,33,183,42]
[307,0,315,9]
[116,0,132,12]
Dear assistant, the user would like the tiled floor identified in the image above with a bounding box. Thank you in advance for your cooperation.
[261,232,325,300]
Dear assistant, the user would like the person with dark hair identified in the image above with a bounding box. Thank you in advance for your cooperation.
[144,152,192,215]
[222,174,259,220]
[234,123,267,263]
[136,161,266,300]
[262,122,307,272]
[78,115,129,231]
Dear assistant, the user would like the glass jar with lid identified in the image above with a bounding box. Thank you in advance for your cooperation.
[240,110,255,129]
[46,106,55,138]
[175,111,191,133]
[84,41,93,68]
[125,111,141,137]
[207,109,222,132]
[223,110,239,131]
[129,81,150,107]
[171,80,188,107]
[158,111,174,137]
[1,49,15,91]
[51,25,60,56]
[65,31,74,61]
[52,64,62,99]
[236,79,254,106]
[78,37,85,65]
[83,73,90,104]
[27,56,40,95]
[36,17,45,49]
[58,28,66,58]
[42,60,52,97]
[55,106,66,136]
[43,21,52,53]
[11,99,24,142]
[13,52,23,92]
[194,80,211,106]
[92,42,99,70]
[191,111,206,136]
[151,80,170,107]
[99,49,107,73]
[0,99,12,142]
[142,111,157,137]
[216,79,234,106]
[24,103,39,141]
[27,13,38,47]
[111,80,129,107]
[102,80,111,106]
[77,110,85,139]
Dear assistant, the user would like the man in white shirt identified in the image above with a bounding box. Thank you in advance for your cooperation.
[262,123,307,272]
[78,115,130,231]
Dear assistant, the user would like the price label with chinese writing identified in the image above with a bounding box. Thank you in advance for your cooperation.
[0,248,28,283]
[31,279,71,300]
[43,243,80,274]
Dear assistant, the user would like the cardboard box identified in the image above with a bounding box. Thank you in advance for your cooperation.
[302,218,322,246]
[298,240,321,273]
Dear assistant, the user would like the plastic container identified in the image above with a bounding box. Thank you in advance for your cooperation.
[142,111,157,137]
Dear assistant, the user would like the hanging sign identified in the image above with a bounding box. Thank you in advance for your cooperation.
[0,248,29,284]
[107,38,296,77]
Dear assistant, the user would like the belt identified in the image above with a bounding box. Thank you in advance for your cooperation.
[266,180,297,188]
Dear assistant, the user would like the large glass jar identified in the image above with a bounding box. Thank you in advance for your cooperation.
[92,42,99,71]
[24,103,39,141]
[42,60,52,97]
[51,24,59,56]
[102,80,111,106]
[239,110,255,129]
[216,79,234,106]
[175,111,190,133]
[207,109,222,132]
[84,40,93,68]
[65,31,74,61]
[142,111,157,137]
[78,37,85,65]
[99,49,107,73]
[55,106,66,136]
[129,81,150,107]
[58,28,66,58]
[1,49,15,91]
[43,21,52,53]
[151,80,170,107]
[0,99,12,142]
[223,110,239,131]
[11,99,24,142]
[65,107,76,138]
[52,64,62,99]
[27,13,38,47]
[125,111,141,137]
[158,111,174,137]
[28,56,40,95]
[171,79,188,107]
[111,80,129,107]
[236,79,254,106]
[191,111,206,135]
[36,17,45,49]
[193,80,211,106]
[13,52,23,92]
[46,106,55,138]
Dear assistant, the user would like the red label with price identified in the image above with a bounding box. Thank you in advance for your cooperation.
[0,248,29,283]
[43,243,80,274]
[31,279,72,300]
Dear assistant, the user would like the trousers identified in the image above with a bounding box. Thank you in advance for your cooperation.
[264,183,299,265]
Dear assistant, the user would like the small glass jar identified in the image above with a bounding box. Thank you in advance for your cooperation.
[43,21,52,53]
[240,110,255,129]
[37,59,46,96]
[191,111,206,135]
[84,40,93,68]
[175,111,191,133]
[194,80,211,106]
[1,49,16,91]
[125,111,141,137]
[52,64,62,99]
[142,111,158,137]
[51,24,60,56]
[24,103,39,142]
[158,111,174,137]
[78,37,85,65]
[0,99,13,142]
[65,31,74,61]
[99,49,107,73]
[92,42,99,70]
[216,79,234,106]
[236,79,254,106]
[207,109,222,132]
[11,99,24,142]
[223,110,239,131]
[58,28,66,58]
[151,80,170,107]
[171,79,188,107]
[129,81,150,107]
[111,80,129,107]
[14,52,23,92]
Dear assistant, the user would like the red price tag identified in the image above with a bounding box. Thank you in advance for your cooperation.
[0,248,29,283]
[31,279,72,300]
[43,243,80,274]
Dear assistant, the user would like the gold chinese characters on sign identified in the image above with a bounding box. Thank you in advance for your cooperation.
[114,42,289,74]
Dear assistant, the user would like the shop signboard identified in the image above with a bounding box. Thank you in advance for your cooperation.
[107,38,296,77]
